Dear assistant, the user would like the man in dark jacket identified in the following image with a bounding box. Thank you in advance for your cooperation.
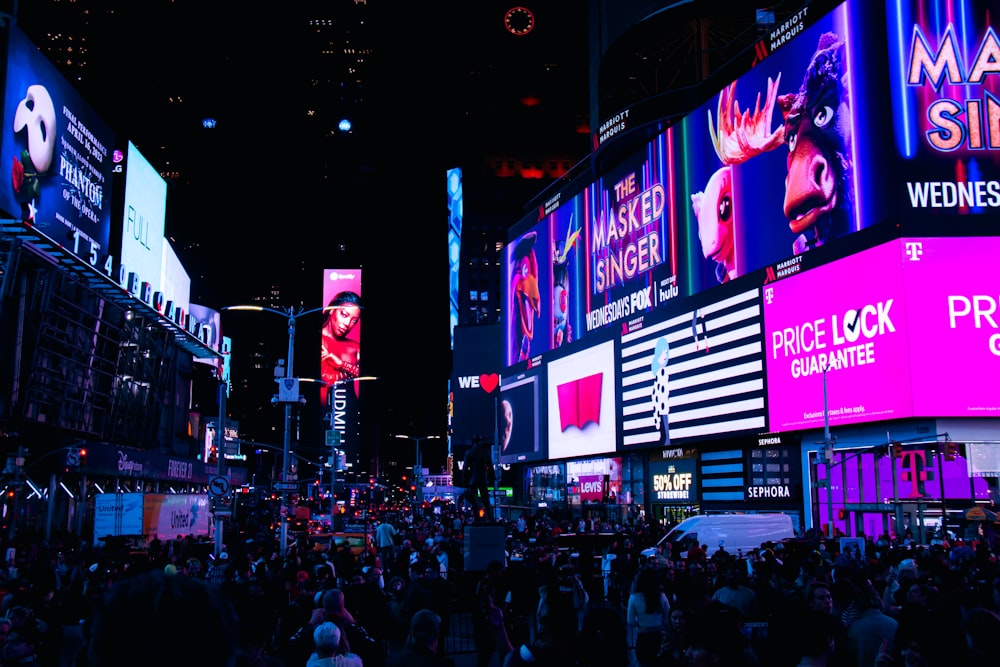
[386,608,448,667]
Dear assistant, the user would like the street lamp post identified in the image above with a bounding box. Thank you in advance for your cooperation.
[395,434,441,520]
[223,304,331,558]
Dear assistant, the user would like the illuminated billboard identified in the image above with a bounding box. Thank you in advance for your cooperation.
[504,0,896,360]
[764,236,1000,431]
[499,365,545,464]
[546,339,618,460]
[451,323,502,448]
[0,24,116,267]
[886,0,1000,220]
[620,286,767,446]
[321,268,363,455]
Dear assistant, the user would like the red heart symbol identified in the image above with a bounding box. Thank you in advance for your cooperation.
[479,373,499,393]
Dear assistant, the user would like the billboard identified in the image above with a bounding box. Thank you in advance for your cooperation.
[886,0,1000,221]
[450,323,502,448]
[546,339,618,460]
[115,141,167,306]
[448,167,462,350]
[503,0,896,360]
[0,24,116,267]
[901,236,1000,416]
[764,236,1000,431]
[499,365,545,464]
[321,268,363,456]
[620,286,767,446]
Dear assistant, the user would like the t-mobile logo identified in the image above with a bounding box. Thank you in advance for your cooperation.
[764,287,774,304]
[904,242,923,261]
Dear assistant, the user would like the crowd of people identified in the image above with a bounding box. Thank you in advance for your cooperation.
[0,506,998,667]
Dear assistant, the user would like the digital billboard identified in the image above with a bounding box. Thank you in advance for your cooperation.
[546,339,618,460]
[886,0,1000,221]
[321,268,363,453]
[115,141,167,306]
[499,365,544,464]
[0,24,115,267]
[620,286,767,446]
[764,240,911,430]
[764,236,1000,431]
[901,236,1000,416]
[503,0,895,360]
[451,323,501,448]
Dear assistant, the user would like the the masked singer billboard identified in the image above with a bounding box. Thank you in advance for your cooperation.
[764,236,1000,431]
[0,24,115,267]
[886,0,1000,221]
[321,269,363,454]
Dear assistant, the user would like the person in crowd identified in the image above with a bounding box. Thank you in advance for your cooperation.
[474,560,508,667]
[86,569,240,667]
[384,575,410,655]
[684,600,760,667]
[626,566,670,667]
[576,605,631,667]
[791,609,839,667]
[536,563,588,637]
[961,606,1000,664]
[658,604,693,667]
[307,621,363,667]
[711,563,757,619]
[844,583,898,667]
[375,519,399,573]
[386,608,448,667]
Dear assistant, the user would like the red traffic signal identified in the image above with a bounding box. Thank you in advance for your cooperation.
[892,441,903,458]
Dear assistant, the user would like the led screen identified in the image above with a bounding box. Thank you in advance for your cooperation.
[321,268,363,456]
[901,236,1000,416]
[546,340,618,460]
[764,240,911,430]
[117,141,166,305]
[620,286,766,446]
[499,368,544,464]
[0,24,115,267]
[886,0,1000,220]
[451,323,502,447]
[504,0,895,351]
[505,221,552,364]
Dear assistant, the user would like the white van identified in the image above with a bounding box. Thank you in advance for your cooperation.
[644,514,795,559]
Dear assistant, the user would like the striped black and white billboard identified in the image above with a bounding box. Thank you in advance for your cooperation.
[620,287,766,447]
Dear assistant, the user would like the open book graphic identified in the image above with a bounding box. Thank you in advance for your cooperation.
[556,372,602,431]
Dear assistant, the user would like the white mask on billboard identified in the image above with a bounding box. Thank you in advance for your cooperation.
[13,84,57,173]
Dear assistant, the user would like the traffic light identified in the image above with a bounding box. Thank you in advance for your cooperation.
[945,441,959,461]
[892,441,903,458]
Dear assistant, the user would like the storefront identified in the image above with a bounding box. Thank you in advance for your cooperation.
[648,446,698,527]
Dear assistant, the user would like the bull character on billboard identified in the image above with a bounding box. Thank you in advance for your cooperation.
[707,31,853,257]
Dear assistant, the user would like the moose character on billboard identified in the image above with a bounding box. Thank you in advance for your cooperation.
[706,31,854,257]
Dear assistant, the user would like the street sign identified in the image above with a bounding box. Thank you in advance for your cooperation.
[326,429,341,447]
[274,482,298,492]
[209,475,230,496]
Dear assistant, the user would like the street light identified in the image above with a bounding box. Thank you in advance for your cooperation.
[223,304,331,557]
[395,434,441,520]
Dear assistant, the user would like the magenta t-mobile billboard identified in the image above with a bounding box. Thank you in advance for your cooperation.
[902,236,1000,417]
[764,236,1000,431]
